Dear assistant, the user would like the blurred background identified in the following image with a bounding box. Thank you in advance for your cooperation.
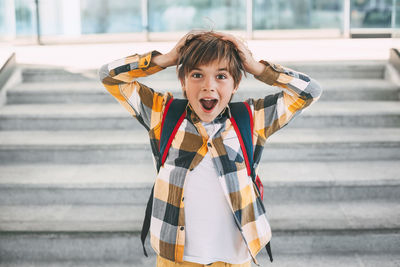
[0,0,399,44]
[0,1,400,267]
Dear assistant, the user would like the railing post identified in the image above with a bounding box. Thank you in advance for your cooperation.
[141,0,149,41]
[34,0,42,45]
[391,0,397,38]
[343,0,351,38]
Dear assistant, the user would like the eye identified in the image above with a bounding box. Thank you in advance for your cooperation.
[216,74,227,80]
[191,73,202,78]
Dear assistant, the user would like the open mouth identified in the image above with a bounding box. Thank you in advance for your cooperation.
[200,98,218,111]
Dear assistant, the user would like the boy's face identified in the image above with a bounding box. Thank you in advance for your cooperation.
[181,60,238,123]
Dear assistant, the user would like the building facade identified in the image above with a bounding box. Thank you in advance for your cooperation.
[1,0,399,43]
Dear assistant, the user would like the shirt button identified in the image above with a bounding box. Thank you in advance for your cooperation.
[180,226,184,231]
[182,197,184,202]
[207,143,212,147]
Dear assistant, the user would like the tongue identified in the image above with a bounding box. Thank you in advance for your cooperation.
[200,99,217,110]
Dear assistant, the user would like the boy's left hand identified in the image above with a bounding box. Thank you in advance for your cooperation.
[218,32,266,76]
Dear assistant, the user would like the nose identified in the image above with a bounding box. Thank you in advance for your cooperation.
[202,76,217,92]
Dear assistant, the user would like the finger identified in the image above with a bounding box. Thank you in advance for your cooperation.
[221,35,250,55]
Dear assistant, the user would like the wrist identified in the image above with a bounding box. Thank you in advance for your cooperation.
[165,51,179,67]
[248,61,266,76]
[153,53,177,68]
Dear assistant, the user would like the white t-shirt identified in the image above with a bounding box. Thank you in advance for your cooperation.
[182,122,251,265]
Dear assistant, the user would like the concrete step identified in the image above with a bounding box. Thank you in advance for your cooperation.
[7,81,113,104]
[1,201,399,232]
[136,61,386,80]
[226,78,400,102]
[21,67,98,83]
[281,60,386,79]
[0,128,399,164]
[0,203,398,263]
[1,101,399,130]
[0,161,399,205]
[1,253,400,267]
[7,78,399,104]
[20,61,386,83]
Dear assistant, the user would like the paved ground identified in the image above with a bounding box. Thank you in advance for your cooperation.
[1,253,400,267]
[4,37,400,70]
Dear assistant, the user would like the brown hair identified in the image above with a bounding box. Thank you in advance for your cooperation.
[177,31,245,88]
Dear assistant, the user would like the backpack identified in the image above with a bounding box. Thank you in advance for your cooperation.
[141,98,273,262]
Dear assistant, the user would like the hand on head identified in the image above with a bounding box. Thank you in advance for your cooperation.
[216,32,265,76]
[167,31,265,76]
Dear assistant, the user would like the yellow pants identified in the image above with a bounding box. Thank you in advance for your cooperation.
[156,256,251,267]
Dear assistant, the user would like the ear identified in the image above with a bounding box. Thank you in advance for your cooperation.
[180,78,187,98]
[232,77,241,94]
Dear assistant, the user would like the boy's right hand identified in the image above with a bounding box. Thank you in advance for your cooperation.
[153,33,192,68]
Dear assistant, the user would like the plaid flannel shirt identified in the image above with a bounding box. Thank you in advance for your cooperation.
[99,51,322,265]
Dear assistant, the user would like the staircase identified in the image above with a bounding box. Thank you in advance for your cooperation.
[0,60,399,266]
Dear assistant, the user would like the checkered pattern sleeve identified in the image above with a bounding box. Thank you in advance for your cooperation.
[251,60,323,140]
[98,50,170,131]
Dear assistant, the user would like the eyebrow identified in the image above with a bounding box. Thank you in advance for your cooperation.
[191,67,229,72]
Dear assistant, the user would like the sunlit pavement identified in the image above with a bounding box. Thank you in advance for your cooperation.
[7,37,400,70]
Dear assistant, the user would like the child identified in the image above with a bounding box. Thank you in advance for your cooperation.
[99,31,322,267]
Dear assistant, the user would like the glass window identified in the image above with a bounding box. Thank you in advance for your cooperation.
[148,0,246,32]
[253,0,343,30]
[351,0,393,28]
[3,0,399,40]
[0,0,15,37]
[15,0,36,36]
[81,0,142,34]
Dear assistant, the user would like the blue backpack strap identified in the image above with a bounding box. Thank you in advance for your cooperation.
[229,102,254,178]
[158,99,188,170]
[141,98,187,257]
[229,101,273,262]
